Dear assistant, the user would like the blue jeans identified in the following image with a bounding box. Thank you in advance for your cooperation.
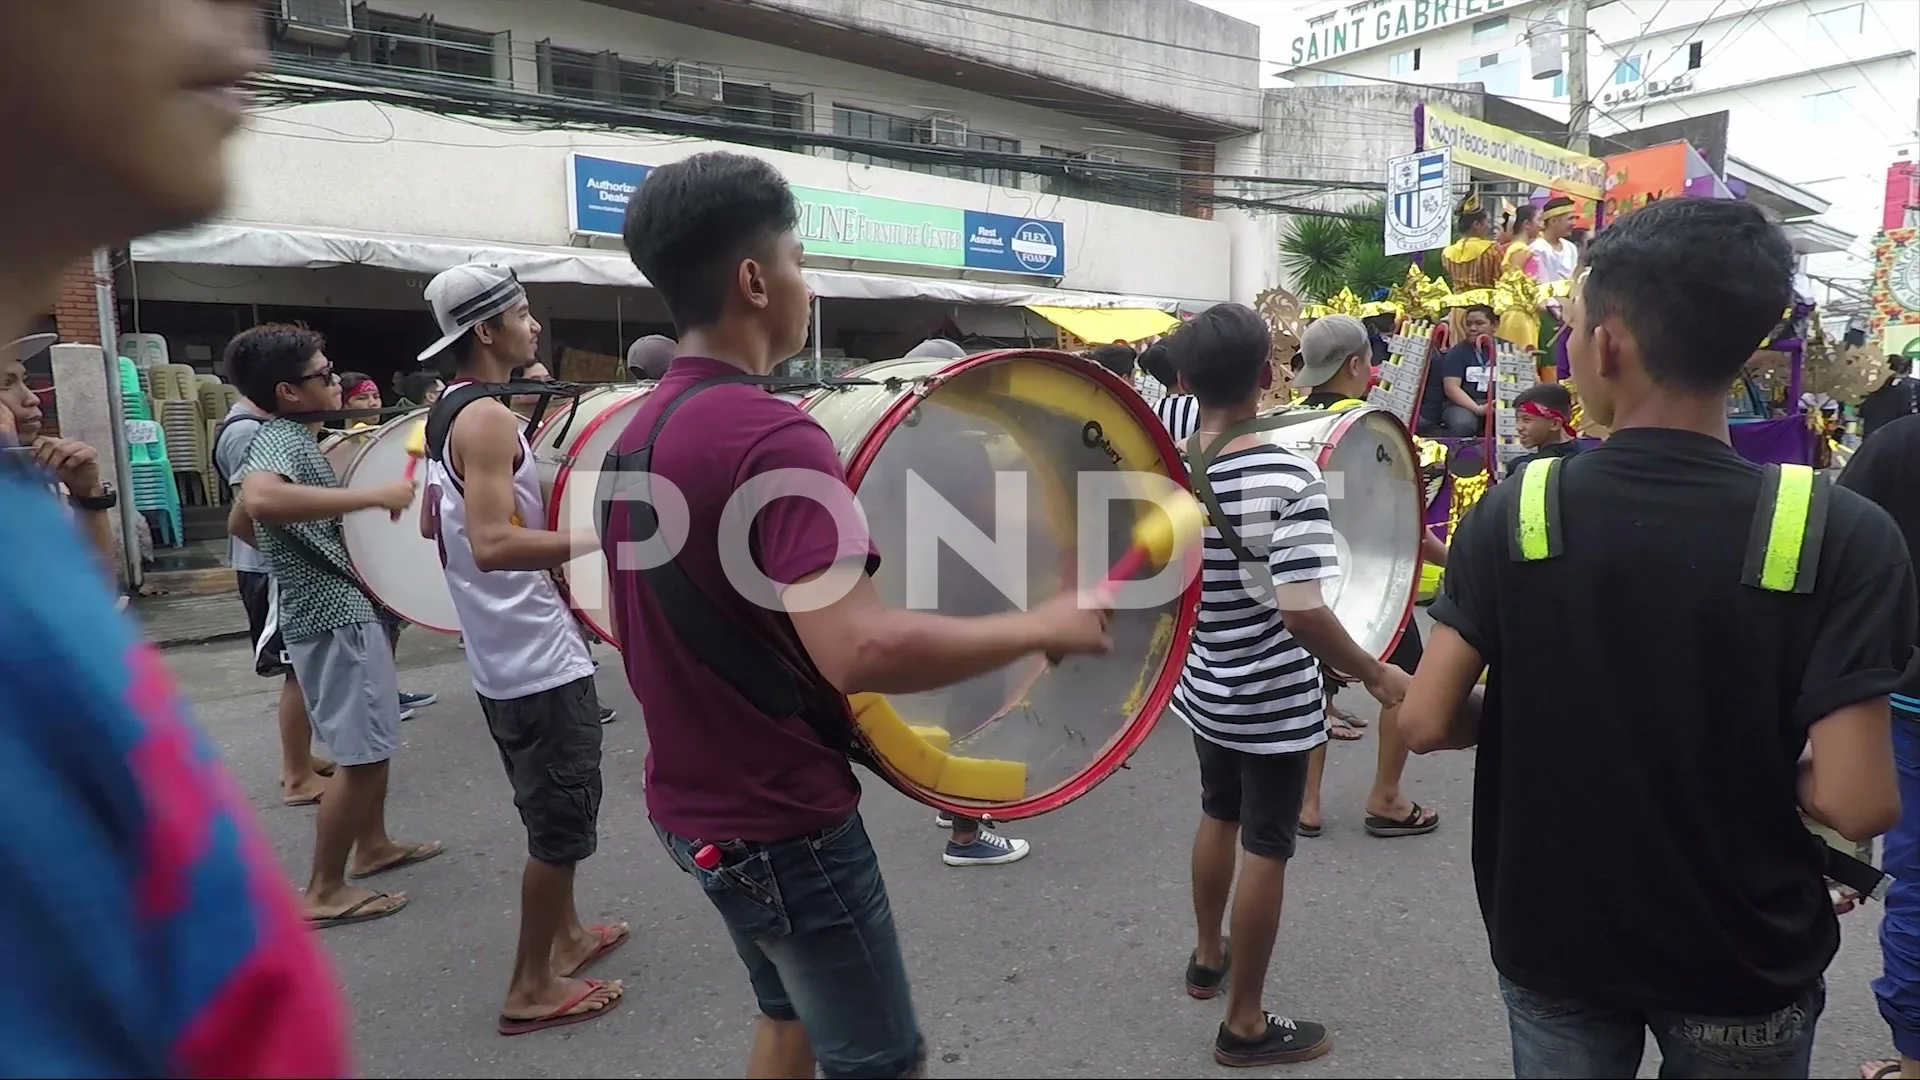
[1876,713,1920,1058]
[654,812,925,1079]
[1500,975,1823,1079]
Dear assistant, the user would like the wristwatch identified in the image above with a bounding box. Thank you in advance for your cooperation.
[70,483,118,512]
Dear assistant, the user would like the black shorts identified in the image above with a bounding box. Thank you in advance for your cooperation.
[1194,733,1310,860]
[236,570,291,679]
[480,675,604,864]
[1387,617,1424,673]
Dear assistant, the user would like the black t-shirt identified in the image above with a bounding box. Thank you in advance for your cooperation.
[1839,413,1920,701]
[1859,377,1920,437]
[1503,437,1584,477]
[1430,427,1917,1014]
[1440,342,1491,406]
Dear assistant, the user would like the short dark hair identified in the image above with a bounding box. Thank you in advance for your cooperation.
[1463,304,1496,323]
[1512,203,1538,228]
[396,370,441,403]
[338,370,374,395]
[1168,303,1271,408]
[1139,339,1176,390]
[1581,198,1793,393]
[623,152,800,333]
[1459,207,1489,233]
[1089,343,1137,379]
[1514,382,1573,414]
[453,315,504,365]
[224,323,325,414]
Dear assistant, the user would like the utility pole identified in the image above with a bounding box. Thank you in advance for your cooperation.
[1565,0,1591,155]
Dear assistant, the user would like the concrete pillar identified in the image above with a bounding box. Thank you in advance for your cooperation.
[47,343,127,577]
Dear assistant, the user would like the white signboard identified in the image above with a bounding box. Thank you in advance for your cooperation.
[124,419,161,446]
[1385,147,1453,257]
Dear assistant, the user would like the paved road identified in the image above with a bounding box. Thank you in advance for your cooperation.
[169,626,1893,1079]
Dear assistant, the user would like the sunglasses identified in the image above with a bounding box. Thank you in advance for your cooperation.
[289,364,339,387]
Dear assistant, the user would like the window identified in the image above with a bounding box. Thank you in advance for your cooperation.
[1809,3,1865,39]
[832,106,1022,189]
[722,84,812,132]
[1552,72,1567,97]
[1801,87,1854,125]
[1041,146,1179,215]
[1470,15,1509,44]
[354,9,497,82]
[1687,41,1703,69]
[1612,54,1643,85]
[534,44,673,111]
[1389,47,1421,75]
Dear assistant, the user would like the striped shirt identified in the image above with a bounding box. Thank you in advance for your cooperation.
[1155,394,1200,444]
[1171,443,1341,755]
[0,475,351,1076]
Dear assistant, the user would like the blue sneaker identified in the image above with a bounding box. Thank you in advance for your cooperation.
[943,830,1030,867]
[398,690,435,721]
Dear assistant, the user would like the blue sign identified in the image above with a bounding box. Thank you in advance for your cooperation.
[568,153,1066,277]
[569,154,653,238]
[962,211,1064,277]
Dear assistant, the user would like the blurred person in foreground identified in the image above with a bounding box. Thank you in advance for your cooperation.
[608,151,1113,1079]
[1401,197,1913,1079]
[0,1,351,1076]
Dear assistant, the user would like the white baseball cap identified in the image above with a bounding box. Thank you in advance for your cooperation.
[418,264,526,362]
[1,334,57,364]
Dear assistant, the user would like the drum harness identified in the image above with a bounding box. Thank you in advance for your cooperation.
[1511,454,1889,902]
[591,372,930,785]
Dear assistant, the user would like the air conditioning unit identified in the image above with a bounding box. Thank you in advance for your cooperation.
[1645,72,1695,97]
[918,115,969,148]
[1075,149,1122,166]
[665,62,725,109]
[277,0,354,47]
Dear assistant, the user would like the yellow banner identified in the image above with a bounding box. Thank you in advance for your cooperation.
[1423,104,1606,200]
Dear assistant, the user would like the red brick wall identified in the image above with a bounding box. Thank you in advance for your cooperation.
[51,255,112,346]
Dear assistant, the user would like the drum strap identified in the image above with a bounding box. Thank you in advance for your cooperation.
[1185,409,1339,608]
[596,373,883,774]
[424,379,585,468]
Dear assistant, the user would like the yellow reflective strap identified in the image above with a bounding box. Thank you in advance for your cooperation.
[1328,398,1366,412]
[1515,457,1558,561]
[1760,464,1814,592]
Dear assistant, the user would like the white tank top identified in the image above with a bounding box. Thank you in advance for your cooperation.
[428,392,594,700]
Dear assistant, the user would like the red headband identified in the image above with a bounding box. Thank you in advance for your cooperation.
[344,378,378,401]
[1518,398,1575,437]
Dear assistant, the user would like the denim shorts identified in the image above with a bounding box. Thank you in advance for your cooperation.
[1500,974,1823,1079]
[654,812,925,1080]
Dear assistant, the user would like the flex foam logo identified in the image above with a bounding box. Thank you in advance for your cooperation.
[1011,221,1060,274]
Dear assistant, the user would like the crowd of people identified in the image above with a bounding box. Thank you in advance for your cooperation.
[4,3,1920,1079]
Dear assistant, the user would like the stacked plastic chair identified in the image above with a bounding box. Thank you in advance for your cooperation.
[116,332,169,369]
[120,356,185,546]
[159,397,209,505]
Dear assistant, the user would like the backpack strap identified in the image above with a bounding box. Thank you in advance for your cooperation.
[1186,408,1334,607]
[1741,463,1829,594]
[594,374,880,771]
[424,378,574,466]
[1507,456,1566,562]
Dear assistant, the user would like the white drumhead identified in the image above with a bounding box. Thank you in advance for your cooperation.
[1260,407,1421,659]
[537,385,655,646]
[320,428,376,479]
[339,409,461,633]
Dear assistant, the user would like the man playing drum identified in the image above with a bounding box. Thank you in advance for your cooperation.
[1165,303,1406,1068]
[1290,314,1444,842]
[609,151,1113,1079]
[415,263,627,1035]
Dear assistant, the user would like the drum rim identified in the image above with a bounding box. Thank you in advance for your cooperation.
[1315,406,1422,662]
[339,409,462,634]
[544,385,653,646]
[837,347,1202,822]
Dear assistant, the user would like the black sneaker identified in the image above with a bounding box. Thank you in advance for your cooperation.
[1213,1013,1330,1067]
[1185,944,1230,999]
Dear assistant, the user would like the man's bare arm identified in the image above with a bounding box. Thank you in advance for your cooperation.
[452,401,593,571]
[1401,623,1486,752]
[1801,697,1900,842]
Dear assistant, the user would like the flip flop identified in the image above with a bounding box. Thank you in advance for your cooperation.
[497,980,624,1036]
[1297,821,1323,838]
[314,760,337,778]
[560,923,631,978]
[1365,803,1440,838]
[308,892,408,929]
[1328,703,1368,729]
[349,840,445,879]
[1328,719,1363,741]
[282,791,324,808]
[1863,1062,1902,1080]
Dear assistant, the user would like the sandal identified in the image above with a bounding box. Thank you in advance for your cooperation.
[1863,1062,1902,1080]
[1364,803,1439,838]
[1328,717,1363,741]
[1328,703,1367,729]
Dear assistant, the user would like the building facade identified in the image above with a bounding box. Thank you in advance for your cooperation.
[114,0,1261,387]
[1274,0,1919,281]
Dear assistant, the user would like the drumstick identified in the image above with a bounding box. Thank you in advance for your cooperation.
[397,423,426,522]
[987,489,1205,724]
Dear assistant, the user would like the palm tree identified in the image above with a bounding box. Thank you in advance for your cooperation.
[1278,199,1440,303]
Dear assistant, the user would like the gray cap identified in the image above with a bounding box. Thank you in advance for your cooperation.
[905,338,967,360]
[418,263,527,362]
[1296,314,1370,389]
[1,334,56,365]
[626,334,678,380]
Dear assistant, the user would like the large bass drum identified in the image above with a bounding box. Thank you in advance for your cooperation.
[337,409,462,633]
[1252,405,1422,659]
[533,385,656,646]
[799,349,1199,822]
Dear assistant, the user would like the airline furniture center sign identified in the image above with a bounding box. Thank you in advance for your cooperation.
[1291,0,1513,64]
[567,153,1065,277]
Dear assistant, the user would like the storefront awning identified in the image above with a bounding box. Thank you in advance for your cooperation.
[1027,305,1180,344]
[129,223,1184,313]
